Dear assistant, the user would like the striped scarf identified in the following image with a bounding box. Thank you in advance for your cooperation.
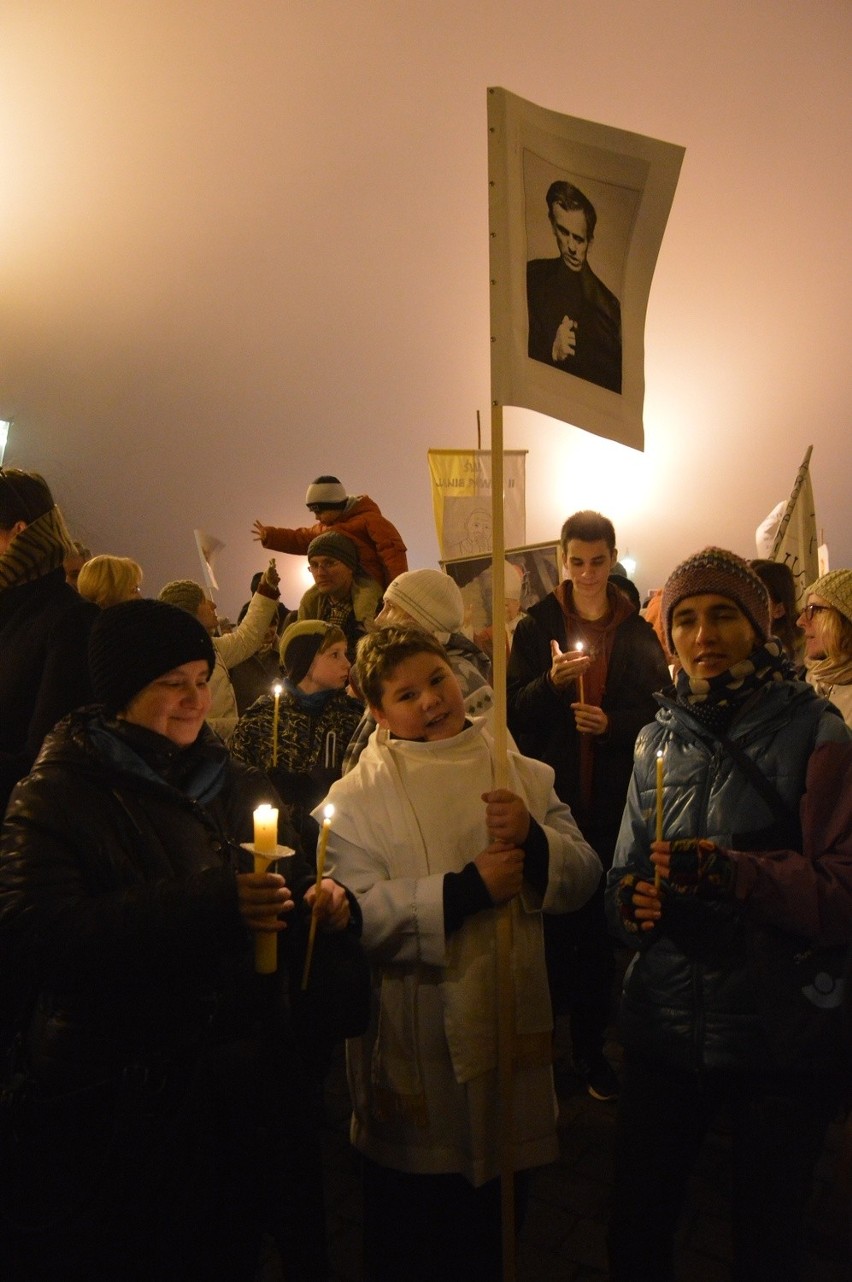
[0,505,75,592]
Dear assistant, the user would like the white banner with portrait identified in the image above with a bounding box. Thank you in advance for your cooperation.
[441,541,561,637]
[487,87,685,451]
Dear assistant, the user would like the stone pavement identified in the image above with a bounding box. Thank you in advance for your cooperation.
[318,1017,850,1281]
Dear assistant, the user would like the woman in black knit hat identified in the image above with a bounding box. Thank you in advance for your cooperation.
[605,548,852,1282]
[0,598,361,1280]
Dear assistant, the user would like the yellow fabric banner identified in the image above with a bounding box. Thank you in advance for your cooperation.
[427,450,526,561]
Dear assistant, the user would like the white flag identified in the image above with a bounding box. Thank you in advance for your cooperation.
[767,447,819,608]
[194,529,224,593]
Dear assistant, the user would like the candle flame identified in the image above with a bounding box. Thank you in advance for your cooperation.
[255,803,276,819]
[323,803,335,822]
[656,749,663,760]
[273,682,282,697]
[575,642,584,653]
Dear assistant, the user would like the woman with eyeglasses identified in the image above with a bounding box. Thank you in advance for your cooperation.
[798,569,852,727]
[0,469,98,817]
[76,553,143,609]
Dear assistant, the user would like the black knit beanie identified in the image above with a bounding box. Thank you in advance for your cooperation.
[89,598,215,713]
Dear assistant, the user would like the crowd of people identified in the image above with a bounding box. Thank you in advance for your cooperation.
[0,463,850,1281]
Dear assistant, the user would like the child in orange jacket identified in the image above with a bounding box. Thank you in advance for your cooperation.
[253,475,407,591]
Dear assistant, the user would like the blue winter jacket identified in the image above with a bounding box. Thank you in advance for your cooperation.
[606,678,852,1072]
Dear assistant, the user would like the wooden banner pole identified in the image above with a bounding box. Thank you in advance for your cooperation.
[490,403,515,1282]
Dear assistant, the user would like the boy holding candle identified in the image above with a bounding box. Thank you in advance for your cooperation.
[318,626,602,1279]
[605,547,852,1281]
[230,619,363,841]
[507,510,669,1101]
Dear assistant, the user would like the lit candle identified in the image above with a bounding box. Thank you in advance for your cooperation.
[654,751,664,889]
[302,803,335,990]
[575,642,585,703]
[271,682,282,768]
[253,804,278,855]
[252,804,279,974]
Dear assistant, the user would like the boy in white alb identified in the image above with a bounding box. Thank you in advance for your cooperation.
[317,627,601,1280]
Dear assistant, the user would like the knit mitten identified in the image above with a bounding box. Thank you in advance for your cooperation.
[666,839,735,898]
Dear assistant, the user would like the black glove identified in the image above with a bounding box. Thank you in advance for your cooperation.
[666,839,735,898]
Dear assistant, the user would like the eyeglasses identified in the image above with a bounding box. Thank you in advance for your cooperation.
[801,604,830,621]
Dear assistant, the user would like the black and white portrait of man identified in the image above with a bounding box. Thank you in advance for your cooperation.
[527,180,622,394]
[487,89,684,448]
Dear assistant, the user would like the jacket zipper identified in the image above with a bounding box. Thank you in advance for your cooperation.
[690,740,721,1073]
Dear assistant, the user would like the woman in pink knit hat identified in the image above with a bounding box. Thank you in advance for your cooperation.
[606,547,852,1282]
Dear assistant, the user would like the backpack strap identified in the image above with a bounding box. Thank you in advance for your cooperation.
[714,730,797,824]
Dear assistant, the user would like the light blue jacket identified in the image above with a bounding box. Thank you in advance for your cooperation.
[606,679,851,1071]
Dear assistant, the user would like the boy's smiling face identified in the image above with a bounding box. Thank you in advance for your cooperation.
[371,652,466,742]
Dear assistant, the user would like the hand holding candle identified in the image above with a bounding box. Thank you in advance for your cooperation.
[302,804,335,990]
[253,804,280,974]
[549,638,589,692]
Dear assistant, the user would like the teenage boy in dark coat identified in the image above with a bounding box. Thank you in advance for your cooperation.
[507,510,669,1099]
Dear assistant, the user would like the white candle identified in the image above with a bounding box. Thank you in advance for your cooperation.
[575,642,585,704]
[315,804,334,882]
[252,804,279,973]
[302,804,335,990]
[271,682,282,767]
[253,804,278,855]
[654,751,664,889]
